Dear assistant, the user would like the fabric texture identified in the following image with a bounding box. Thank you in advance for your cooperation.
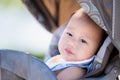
[45,55,95,73]
[77,0,107,31]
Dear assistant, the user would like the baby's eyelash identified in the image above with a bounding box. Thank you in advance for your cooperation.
[81,39,87,44]
[66,32,73,36]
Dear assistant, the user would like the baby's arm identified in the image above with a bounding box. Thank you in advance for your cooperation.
[57,66,86,80]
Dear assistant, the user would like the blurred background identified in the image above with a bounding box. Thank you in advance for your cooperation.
[0,0,52,60]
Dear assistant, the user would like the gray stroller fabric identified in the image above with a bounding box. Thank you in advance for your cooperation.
[0,49,57,80]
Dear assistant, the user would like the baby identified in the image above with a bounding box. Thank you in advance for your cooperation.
[46,8,105,80]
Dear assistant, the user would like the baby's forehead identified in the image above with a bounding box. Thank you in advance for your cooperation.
[67,16,103,35]
[72,9,105,31]
[71,8,87,19]
[66,8,104,33]
[70,15,96,28]
[70,12,90,25]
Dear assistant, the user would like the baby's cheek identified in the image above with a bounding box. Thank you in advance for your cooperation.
[59,40,65,49]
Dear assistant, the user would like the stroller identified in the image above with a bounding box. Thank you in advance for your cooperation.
[0,0,120,80]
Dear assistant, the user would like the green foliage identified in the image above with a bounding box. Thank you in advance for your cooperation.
[0,0,23,7]
[30,52,45,61]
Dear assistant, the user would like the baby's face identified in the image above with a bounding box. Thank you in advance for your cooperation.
[58,9,104,61]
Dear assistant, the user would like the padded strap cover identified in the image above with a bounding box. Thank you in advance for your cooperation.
[84,37,114,77]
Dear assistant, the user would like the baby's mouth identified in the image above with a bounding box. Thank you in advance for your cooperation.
[64,48,73,54]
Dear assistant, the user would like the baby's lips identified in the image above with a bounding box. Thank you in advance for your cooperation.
[64,48,73,54]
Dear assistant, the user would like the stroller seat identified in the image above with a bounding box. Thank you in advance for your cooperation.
[0,0,120,80]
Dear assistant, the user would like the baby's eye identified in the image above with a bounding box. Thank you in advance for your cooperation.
[66,32,73,37]
[81,39,87,44]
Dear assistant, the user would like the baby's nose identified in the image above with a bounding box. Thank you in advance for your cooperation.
[68,40,77,49]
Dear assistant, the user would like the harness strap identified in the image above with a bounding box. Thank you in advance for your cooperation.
[95,37,113,64]
[84,37,114,77]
